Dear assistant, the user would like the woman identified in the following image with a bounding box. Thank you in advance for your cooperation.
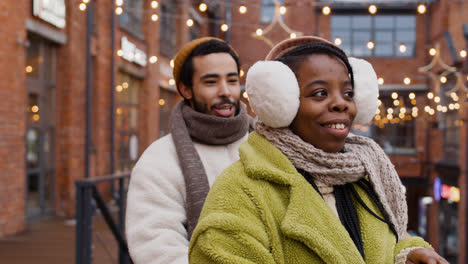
[189,36,447,264]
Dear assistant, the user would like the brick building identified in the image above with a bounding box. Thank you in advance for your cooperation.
[1,0,468,263]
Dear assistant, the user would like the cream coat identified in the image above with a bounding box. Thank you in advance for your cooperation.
[126,133,248,264]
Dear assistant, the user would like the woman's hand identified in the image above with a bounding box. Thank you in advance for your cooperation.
[406,248,449,264]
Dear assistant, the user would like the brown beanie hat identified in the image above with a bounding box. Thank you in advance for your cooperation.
[173,37,236,96]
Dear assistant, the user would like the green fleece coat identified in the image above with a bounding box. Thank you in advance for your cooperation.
[189,132,430,263]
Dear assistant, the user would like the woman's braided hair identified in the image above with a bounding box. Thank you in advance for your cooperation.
[276,41,354,88]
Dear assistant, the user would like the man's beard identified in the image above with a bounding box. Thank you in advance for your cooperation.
[191,96,239,117]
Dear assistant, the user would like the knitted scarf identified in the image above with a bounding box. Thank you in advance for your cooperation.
[170,101,251,238]
[256,122,408,241]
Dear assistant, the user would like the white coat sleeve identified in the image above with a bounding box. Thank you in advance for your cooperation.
[125,137,189,264]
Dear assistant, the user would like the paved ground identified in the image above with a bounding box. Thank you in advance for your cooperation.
[0,216,120,264]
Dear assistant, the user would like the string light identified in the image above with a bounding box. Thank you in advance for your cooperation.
[199,3,207,12]
[290,33,297,39]
[334,38,342,46]
[151,1,158,9]
[378,78,384,85]
[367,41,375,50]
[115,0,123,7]
[429,48,437,56]
[394,100,400,106]
[460,50,467,58]
[368,5,377,15]
[256,28,263,36]
[440,76,447,83]
[417,4,426,14]
[322,6,331,15]
[117,49,124,56]
[409,93,415,100]
[404,77,411,85]
[149,56,158,64]
[115,7,123,15]
[434,96,440,103]
[279,6,287,15]
[243,91,249,99]
[31,105,39,113]
[25,66,33,73]
[391,92,398,99]
[239,5,247,14]
[427,92,434,99]
[424,106,431,112]
[169,79,175,86]
[387,108,394,114]
[399,44,407,53]
[151,14,159,21]
[79,3,87,11]
[411,99,416,105]
[240,69,244,77]
[116,85,123,92]
[170,59,174,68]
[122,82,128,89]
[82,0,90,3]
[159,99,166,106]
[186,19,194,27]
[220,24,229,32]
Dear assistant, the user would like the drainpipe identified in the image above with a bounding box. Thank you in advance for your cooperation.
[463,22,468,264]
[85,0,94,178]
[110,0,116,194]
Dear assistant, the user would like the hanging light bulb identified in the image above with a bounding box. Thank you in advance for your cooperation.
[368,5,377,14]
[220,24,229,32]
[186,19,194,27]
[151,14,159,21]
[417,4,426,14]
[79,3,87,11]
[199,3,207,12]
[404,77,411,85]
[334,37,342,46]
[367,41,375,50]
[239,4,247,14]
[151,1,158,9]
[378,77,384,85]
[256,28,263,36]
[322,6,331,15]
[429,48,437,56]
[279,6,287,15]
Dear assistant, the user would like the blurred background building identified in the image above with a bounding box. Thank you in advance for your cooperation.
[1,0,468,263]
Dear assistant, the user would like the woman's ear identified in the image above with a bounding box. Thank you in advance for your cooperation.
[178,82,193,100]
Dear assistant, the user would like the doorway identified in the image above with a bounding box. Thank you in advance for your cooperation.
[25,34,57,221]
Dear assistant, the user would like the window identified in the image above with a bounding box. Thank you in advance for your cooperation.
[160,1,177,57]
[260,0,283,23]
[331,15,416,58]
[119,0,144,38]
[115,72,140,172]
[372,91,417,154]
[440,76,460,161]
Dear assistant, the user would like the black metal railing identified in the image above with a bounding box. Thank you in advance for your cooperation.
[75,173,132,264]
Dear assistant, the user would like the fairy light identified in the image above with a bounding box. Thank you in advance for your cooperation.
[220,24,229,32]
[368,5,377,14]
[25,66,33,73]
[159,99,166,106]
[454,103,460,109]
[170,59,174,68]
[393,100,400,106]
[243,91,249,99]
[115,0,123,6]
[377,77,384,85]
[186,19,194,27]
[411,99,416,105]
[151,1,158,9]
[424,106,431,112]
[240,69,244,77]
[417,4,426,14]
[440,76,447,83]
[409,93,415,100]
[404,77,411,85]
[334,37,342,46]
[256,28,263,36]
[391,92,398,99]
[429,109,435,115]
[376,109,380,115]
[279,6,287,15]
[199,3,207,12]
[31,105,39,113]
[367,41,375,50]
[239,5,247,14]
[290,33,297,39]
[434,96,441,103]
[429,48,437,56]
[79,3,87,11]
[322,6,331,15]
[387,108,394,114]
[427,92,434,99]
[149,56,158,64]
[117,49,124,56]
[449,104,455,110]
[460,50,467,58]
[412,107,418,112]
[115,7,123,15]
[169,79,175,86]
[82,0,90,3]
[399,44,407,53]
[116,85,123,92]
[151,14,159,21]
[122,82,128,89]
[399,112,405,119]
[437,105,443,111]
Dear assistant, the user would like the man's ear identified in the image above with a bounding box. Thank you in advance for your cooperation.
[178,82,193,100]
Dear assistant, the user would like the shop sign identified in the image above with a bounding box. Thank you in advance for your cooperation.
[433,177,460,202]
[121,37,147,67]
[33,0,66,29]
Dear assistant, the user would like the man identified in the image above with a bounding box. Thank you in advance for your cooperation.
[125,37,252,264]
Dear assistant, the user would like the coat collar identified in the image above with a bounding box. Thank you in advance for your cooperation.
[239,132,365,263]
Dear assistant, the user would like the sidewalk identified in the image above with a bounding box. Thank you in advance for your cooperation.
[0,216,119,264]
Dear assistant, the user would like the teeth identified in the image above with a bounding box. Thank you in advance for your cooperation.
[326,123,346,130]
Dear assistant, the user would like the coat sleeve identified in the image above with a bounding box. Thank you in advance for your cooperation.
[189,165,277,264]
[125,137,189,264]
[393,236,432,264]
